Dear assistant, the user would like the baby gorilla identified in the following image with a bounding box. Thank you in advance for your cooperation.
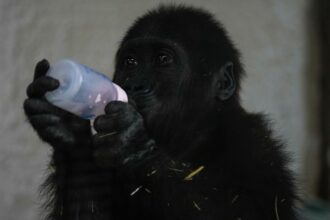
[24,5,298,220]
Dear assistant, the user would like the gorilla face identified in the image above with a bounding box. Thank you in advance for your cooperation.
[113,38,192,128]
[114,38,185,107]
[113,34,237,144]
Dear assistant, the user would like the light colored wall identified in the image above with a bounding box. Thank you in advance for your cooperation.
[0,0,320,219]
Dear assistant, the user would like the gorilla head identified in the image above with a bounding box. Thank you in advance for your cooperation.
[113,6,244,148]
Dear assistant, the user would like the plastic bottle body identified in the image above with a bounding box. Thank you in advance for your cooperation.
[45,59,127,119]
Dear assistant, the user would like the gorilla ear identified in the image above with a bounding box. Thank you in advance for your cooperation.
[216,62,236,101]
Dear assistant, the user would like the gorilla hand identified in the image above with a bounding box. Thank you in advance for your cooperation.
[93,101,157,169]
[23,59,92,150]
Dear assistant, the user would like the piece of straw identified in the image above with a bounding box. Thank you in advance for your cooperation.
[130,186,142,196]
[144,188,152,193]
[99,132,118,138]
[146,169,157,176]
[184,165,205,180]
[231,194,239,204]
[275,195,280,220]
[193,201,201,211]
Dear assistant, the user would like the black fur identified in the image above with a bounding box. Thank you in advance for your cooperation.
[24,5,298,220]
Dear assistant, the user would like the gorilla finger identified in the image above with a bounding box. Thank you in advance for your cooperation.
[34,59,50,80]
[24,98,62,116]
[39,126,75,147]
[104,101,133,115]
[27,76,59,98]
[92,132,118,148]
[68,118,91,134]
[104,102,140,126]
[28,114,61,130]
[93,114,122,133]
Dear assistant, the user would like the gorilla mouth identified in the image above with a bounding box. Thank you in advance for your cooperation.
[126,87,156,113]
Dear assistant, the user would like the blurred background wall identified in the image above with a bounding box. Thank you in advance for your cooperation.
[0,0,324,219]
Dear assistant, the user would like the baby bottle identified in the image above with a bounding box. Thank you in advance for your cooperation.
[45,59,127,119]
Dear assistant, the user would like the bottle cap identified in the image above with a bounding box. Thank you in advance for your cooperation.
[113,83,128,102]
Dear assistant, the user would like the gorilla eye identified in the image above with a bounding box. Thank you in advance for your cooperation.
[123,56,138,68]
[156,52,174,66]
